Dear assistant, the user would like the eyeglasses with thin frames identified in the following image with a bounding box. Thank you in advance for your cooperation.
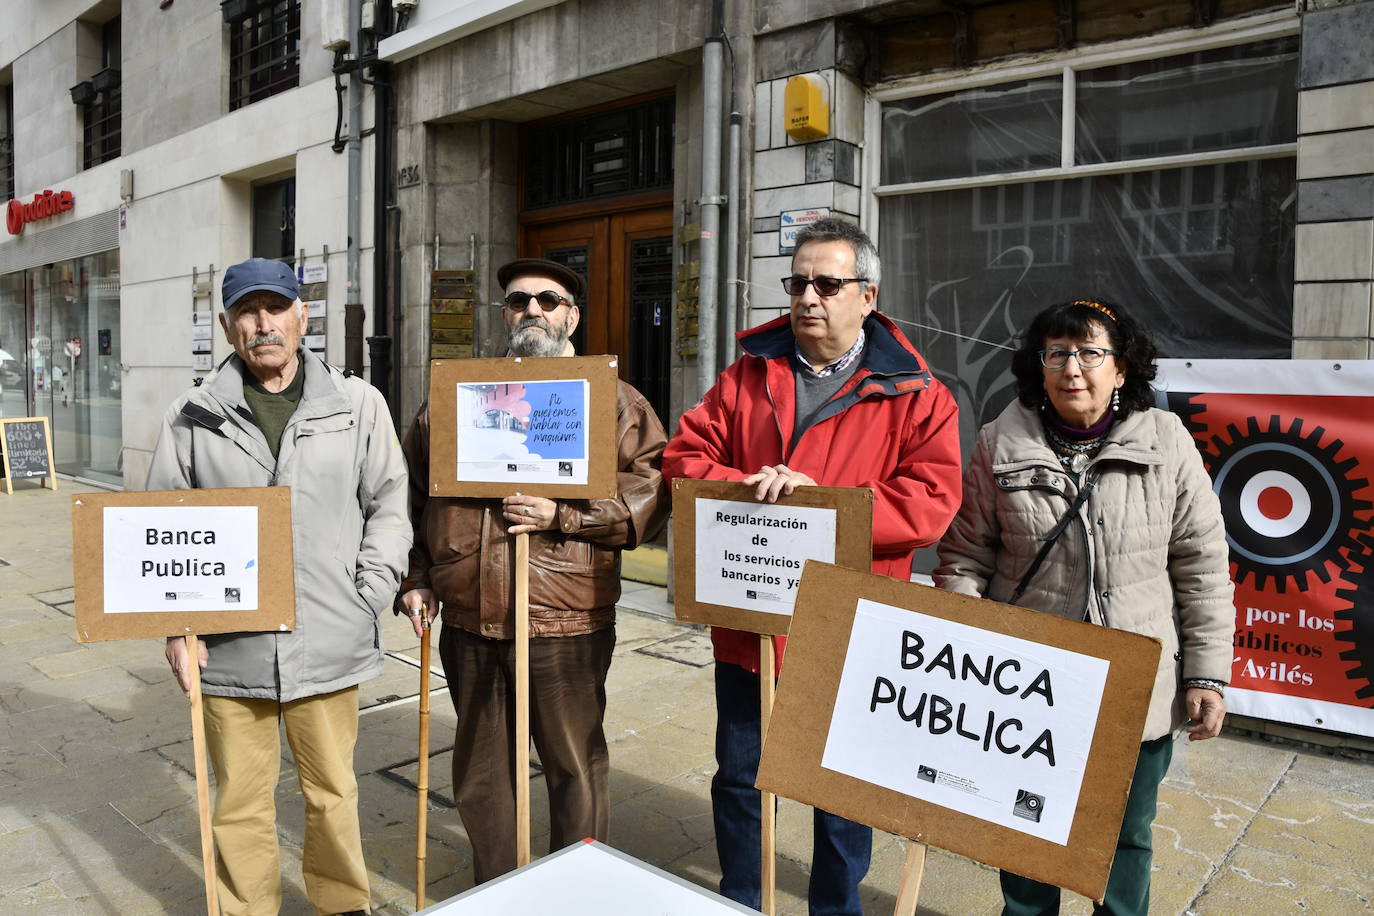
[781,275,867,297]
[1038,347,1118,370]
[502,290,570,312]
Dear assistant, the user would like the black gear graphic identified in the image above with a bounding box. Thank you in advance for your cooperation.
[1202,415,1372,593]
[1161,391,1208,441]
[1334,531,1374,704]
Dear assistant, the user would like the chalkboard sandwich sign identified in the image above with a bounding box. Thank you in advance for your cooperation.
[0,416,57,495]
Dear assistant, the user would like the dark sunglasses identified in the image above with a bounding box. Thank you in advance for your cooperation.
[502,290,570,312]
[781,275,867,297]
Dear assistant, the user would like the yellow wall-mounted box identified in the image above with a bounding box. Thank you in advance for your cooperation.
[784,74,830,142]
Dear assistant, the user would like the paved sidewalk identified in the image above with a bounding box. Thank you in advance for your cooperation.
[2,481,1373,914]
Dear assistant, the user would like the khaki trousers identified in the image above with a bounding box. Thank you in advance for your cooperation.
[440,625,615,884]
[202,687,369,916]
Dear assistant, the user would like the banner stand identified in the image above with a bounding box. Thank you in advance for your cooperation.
[185,635,221,916]
[760,634,776,915]
[515,532,532,867]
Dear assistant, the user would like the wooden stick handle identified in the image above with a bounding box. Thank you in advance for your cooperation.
[515,532,531,868]
[186,635,221,916]
[760,635,776,916]
[416,616,432,911]
[893,841,927,916]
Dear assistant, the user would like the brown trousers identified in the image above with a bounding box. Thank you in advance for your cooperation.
[439,624,615,884]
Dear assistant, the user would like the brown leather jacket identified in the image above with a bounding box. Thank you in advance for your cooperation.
[396,379,668,638]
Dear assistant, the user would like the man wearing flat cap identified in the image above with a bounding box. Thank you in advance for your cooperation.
[147,257,411,916]
[397,257,669,883]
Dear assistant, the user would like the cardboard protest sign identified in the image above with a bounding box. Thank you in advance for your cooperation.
[72,487,295,642]
[417,840,756,915]
[757,562,1159,900]
[671,479,873,635]
[428,356,618,499]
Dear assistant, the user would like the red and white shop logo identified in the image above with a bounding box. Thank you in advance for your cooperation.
[6,189,76,235]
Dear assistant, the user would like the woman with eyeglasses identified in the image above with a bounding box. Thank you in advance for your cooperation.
[934,299,1235,916]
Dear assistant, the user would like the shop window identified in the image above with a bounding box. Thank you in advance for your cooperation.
[225,0,300,112]
[876,32,1298,446]
[252,176,295,261]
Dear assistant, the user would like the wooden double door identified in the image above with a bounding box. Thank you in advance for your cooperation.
[521,207,673,426]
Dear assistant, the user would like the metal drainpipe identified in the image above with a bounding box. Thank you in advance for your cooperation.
[368,28,396,421]
[723,108,742,358]
[344,0,364,374]
[697,0,726,398]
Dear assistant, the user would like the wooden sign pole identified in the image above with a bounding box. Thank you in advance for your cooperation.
[893,841,927,916]
[760,634,776,916]
[515,532,532,867]
[185,635,221,916]
[416,615,432,911]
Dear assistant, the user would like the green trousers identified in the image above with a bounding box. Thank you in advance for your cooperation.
[1000,733,1174,916]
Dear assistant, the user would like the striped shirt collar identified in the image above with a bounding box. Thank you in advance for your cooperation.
[795,328,866,377]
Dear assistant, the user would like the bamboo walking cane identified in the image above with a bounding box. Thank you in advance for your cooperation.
[515,531,532,867]
[185,635,221,916]
[416,608,432,911]
[760,634,776,916]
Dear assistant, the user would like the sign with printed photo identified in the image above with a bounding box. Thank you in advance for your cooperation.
[1158,359,1374,737]
[428,355,618,499]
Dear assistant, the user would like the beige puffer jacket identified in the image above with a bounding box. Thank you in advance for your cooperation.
[935,401,1234,740]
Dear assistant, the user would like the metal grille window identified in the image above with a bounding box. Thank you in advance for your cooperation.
[1,84,13,200]
[226,0,301,112]
[82,17,121,170]
[523,96,675,210]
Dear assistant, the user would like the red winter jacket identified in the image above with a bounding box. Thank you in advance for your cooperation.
[662,312,962,672]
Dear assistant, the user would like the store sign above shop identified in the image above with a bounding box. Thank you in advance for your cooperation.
[7,190,76,235]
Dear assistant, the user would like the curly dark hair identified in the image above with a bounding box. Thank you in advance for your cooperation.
[1010,298,1159,416]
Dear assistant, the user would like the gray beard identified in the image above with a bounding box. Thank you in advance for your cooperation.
[508,322,568,358]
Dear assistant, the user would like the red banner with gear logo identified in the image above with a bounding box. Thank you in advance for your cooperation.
[1158,360,1374,737]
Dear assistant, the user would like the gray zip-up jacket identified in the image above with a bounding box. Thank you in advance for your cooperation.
[145,349,411,701]
[935,402,1234,740]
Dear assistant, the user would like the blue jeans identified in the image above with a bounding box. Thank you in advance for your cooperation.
[712,661,872,915]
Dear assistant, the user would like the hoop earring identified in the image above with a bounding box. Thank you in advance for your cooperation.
[1111,388,1121,412]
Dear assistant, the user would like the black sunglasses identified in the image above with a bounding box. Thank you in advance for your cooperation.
[781,275,867,297]
[502,290,570,312]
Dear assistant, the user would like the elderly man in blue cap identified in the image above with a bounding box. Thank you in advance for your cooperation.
[148,257,411,916]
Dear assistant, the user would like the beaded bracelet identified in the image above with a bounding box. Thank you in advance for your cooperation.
[1185,677,1226,696]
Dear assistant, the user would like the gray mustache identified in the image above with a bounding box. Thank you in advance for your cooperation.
[247,333,286,348]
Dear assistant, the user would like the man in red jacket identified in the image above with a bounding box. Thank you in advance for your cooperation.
[662,218,961,914]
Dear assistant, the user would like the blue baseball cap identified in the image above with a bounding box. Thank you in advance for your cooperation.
[222,258,300,310]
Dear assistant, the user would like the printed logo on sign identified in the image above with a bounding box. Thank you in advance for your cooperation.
[507,463,518,472]
[1013,789,1045,822]
[225,588,241,603]
[746,590,758,600]
[917,765,937,783]
[558,461,573,477]
[164,592,177,600]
